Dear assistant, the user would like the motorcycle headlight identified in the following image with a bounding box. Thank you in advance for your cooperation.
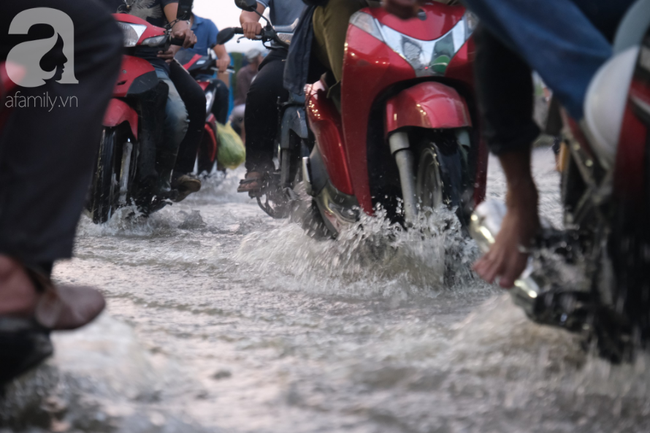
[349,10,477,77]
[117,22,147,47]
[141,35,168,47]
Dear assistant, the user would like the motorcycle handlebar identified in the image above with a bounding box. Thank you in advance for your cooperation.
[170,37,186,46]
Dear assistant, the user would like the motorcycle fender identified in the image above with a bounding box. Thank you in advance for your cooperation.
[280,105,309,149]
[385,82,472,134]
[103,99,138,139]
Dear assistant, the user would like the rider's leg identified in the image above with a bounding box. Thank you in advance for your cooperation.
[211,79,230,125]
[312,0,367,85]
[243,50,287,177]
[154,66,189,193]
[471,26,540,288]
[169,60,205,193]
[461,0,633,120]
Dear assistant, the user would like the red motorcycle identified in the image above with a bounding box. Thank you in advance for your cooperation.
[87,13,189,223]
[470,0,650,362]
[301,4,486,236]
[225,0,486,236]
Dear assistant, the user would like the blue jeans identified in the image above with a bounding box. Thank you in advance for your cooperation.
[462,0,635,119]
[154,66,189,156]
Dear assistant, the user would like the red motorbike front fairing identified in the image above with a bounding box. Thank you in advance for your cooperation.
[113,55,158,98]
[384,82,472,132]
[103,98,139,138]
[334,4,484,215]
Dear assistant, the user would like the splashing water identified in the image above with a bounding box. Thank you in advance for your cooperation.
[2,149,650,432]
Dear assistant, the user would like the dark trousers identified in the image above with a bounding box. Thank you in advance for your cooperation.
[244,49,288,173]
[170,60,206,177]
[212,79,229,125]
[0,0,122,267]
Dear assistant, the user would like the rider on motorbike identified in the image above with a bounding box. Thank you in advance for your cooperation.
[236,0,304,194]
[105,0,203,203]
[384,0,636,288]
[177,10,232,124]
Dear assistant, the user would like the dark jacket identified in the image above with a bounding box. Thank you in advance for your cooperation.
[283,4,317,96]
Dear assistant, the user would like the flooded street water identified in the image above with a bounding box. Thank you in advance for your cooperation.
[3,147,650,432]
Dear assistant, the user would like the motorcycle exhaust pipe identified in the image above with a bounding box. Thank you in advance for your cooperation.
[389,132,418,223]
[469,200,543,317]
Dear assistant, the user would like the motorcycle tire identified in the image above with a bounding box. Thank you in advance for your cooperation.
[414,139,464,217]
[88,126,132,224]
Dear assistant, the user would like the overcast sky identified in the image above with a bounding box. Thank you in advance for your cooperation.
[193,0,266,53]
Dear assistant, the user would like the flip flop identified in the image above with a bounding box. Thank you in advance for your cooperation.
[237,172,263,196]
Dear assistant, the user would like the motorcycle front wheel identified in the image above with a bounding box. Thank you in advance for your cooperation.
[88,125,134,224]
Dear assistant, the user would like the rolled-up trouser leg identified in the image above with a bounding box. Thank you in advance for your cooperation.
[170,60,205,177]
[0,0,123,265]
[461,0,633,120]
[473,26,540,156]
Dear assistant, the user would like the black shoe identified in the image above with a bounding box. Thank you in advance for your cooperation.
[0,317,53,385]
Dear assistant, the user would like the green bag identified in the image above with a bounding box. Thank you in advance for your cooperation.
[216,122,246,169]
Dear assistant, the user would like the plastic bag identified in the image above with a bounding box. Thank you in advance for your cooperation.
[216,122,246,169]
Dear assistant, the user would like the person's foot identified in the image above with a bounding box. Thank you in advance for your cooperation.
[171,174,202,202]
[0,255,105,330]
[473,181,540,288]
[237,171,263,196]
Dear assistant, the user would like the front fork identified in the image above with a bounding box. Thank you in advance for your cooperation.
[388,128,471,224]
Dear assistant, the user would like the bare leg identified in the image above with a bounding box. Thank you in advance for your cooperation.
[473,148,540,288]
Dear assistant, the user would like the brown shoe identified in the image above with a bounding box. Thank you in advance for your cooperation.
[171,174,202,202]
[27,266,106,331]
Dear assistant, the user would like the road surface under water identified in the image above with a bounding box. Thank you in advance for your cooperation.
[2,148,650,433]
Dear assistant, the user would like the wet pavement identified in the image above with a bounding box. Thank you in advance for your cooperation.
[2,147,650,433]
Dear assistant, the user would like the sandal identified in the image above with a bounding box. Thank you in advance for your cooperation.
[237,171,263,196]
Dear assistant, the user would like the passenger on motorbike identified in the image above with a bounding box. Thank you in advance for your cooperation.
[235,0,304,195]
[177,11,232,124]
[105,0,203,203]
[384,0,636,288]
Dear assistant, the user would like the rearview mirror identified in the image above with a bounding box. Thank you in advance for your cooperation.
[235,0,258,12]
[217,27,237,45]
[177,0,193,20]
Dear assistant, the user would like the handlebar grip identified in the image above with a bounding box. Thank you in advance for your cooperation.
[170,37,186,46]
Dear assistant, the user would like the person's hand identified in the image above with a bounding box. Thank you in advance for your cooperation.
[242,21,262,40]
[383,0,424,20]
[158,45,181,63]
[172,24,197,48]
[216,57,230,73]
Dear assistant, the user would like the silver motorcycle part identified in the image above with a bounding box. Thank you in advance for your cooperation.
[389,131,418,223]
[469,200,543,316]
